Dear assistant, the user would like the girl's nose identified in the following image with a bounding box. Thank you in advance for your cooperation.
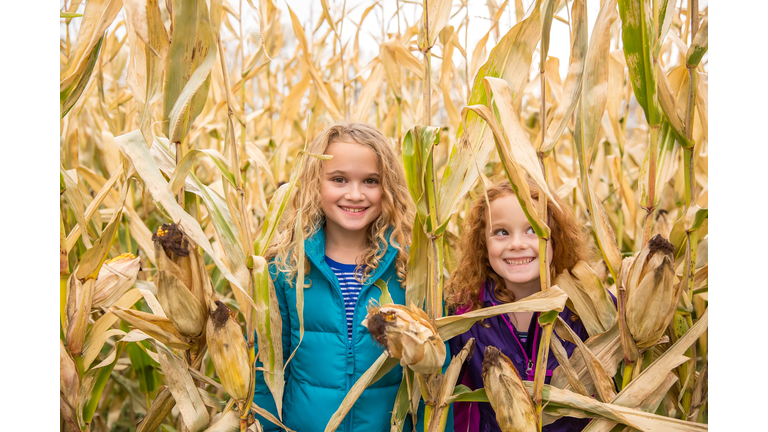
[345,182,364,200]
[506,233,528,250]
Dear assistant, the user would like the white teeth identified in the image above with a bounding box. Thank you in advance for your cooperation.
[340,206,366,213]
[503,258,534,266]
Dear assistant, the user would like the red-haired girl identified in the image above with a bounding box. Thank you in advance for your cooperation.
[446,177,594,432]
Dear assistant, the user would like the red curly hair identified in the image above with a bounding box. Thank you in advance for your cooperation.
[445,177,591,312]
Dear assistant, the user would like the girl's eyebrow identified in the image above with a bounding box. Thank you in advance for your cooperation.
[325,170,347,176]
[325,170,380,179]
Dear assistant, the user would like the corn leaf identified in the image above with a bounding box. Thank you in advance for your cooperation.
[483,76,559,211]
[549,336,590,397]
[554,317,616,403]
[165,0,222,143]
[60,0,122,91]
[686,16,708,67]
[551,322,623,398]
[403,125,440,220]
[461,103,550,238]
[438,0,542,222]
[285,183,305,368]
[61,166,92,248]
[618,0,661,126]
[529,383,707,431]
[555,261,617,337]
[77,343,125,429]
[155,342,210,432]
[324,353,399,432]
[436,286,567,340]
[252,256,285,417]
[421,0,453,47]
[540,0,586,153]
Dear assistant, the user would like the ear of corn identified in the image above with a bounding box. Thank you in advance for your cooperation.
[625,234,679,349]
[153,223,211,339]
[363,302,446,375]
[206,300,251,408]
[91,253,141,309]
[482,346,538,432]
[156,270,207,338]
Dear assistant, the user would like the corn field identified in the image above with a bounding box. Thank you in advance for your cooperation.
[59,0,708,431]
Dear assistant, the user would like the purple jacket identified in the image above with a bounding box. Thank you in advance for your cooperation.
[449,280,591,432]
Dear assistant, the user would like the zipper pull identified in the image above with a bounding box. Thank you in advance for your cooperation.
[526,360,534,380]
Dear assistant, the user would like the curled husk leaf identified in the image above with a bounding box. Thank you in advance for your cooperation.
[153,223,212,339]
[206,301,251,407]
[625,234,679,349]
[362,301,446,375]
[92,253,141,309]
[109,305,194,350]
[482,346,537,432]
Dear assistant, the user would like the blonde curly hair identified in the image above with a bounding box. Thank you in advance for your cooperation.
[445,177,591,312]
[266,122,414,287]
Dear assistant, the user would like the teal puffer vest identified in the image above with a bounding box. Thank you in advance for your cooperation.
[252,227,408,432]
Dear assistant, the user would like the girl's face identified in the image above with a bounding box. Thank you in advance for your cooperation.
[320,140,383,236]
[485,194,553,289]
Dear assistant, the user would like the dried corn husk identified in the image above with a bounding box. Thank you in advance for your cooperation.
[153,223,212,339]
[625,234,679,349]
[60,339,79,407]
[206,301,251,408]
[482,346,538,432]
[362,302,446,375]
[156,271,207,338]
[91,253,141,308]
[109,305,194,350]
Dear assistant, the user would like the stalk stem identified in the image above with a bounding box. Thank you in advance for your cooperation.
[641,125,659,248]
[175,141,184,205]
[422,0,432,126]
[532,323,553,431]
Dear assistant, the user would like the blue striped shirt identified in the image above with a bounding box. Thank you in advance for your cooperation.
[325,256,364,341]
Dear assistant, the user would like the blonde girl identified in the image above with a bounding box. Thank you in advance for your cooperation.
[252,122,416,432]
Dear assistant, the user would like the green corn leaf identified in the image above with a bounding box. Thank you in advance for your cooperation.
[61,36,103,118]
[374,279,394,305]
[78,343,126,428]
[163,0,221,143]
[168,149,236,196]
[252,256,285,418]
[686,16,708,67]
[402,125,440,220]
[618,0,661,126]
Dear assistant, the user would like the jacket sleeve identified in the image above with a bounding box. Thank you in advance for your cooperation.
[252,265,292,431]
